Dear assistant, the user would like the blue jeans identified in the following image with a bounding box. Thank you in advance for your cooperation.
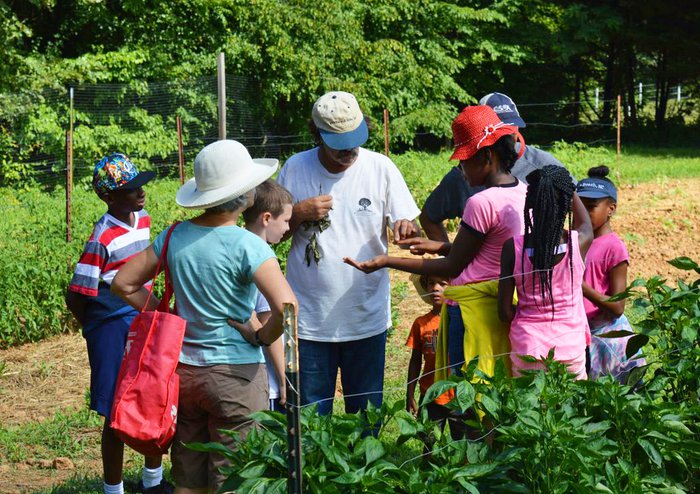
[447,304,465,376]
[298,331,387,416]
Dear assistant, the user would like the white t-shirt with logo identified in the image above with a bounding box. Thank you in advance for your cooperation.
[277,147,420,342]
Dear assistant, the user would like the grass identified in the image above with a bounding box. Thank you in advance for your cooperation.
[0,399,173,493]
[0,406,101,463]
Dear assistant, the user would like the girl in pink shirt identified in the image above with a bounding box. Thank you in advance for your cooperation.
[577,166,645,382]
[345,105,527,379]
[498,165,593,379]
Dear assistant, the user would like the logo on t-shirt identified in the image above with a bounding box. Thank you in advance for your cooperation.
[425,329,438,354]
[356,198,374,215]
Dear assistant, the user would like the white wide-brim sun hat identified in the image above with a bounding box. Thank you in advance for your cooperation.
[176,140,278,209]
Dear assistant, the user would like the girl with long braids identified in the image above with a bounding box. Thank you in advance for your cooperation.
[498,165,593,378]
[346,105,527,381]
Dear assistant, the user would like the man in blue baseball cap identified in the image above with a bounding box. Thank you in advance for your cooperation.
[277,91,421,420]
[419,92,572,242]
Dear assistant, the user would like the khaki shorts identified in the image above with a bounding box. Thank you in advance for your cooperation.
[171,363,269,491]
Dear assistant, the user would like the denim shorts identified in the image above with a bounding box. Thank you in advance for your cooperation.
[84,315,134,421]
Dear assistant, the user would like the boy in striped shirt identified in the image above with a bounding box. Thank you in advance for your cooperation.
[66,153,172,494]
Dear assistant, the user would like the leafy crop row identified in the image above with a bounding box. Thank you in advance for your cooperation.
[194,259,700,493]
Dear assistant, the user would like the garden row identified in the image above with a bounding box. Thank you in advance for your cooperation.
[201,261,700,492]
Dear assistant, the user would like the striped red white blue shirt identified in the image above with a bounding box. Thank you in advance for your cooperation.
[69,211,151,331]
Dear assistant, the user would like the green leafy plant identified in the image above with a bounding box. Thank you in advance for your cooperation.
[191,260,700,493]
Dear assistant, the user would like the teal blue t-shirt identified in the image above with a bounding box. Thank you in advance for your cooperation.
[153,221,276,366]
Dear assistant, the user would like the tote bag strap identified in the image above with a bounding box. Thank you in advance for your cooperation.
[142,222,181,314]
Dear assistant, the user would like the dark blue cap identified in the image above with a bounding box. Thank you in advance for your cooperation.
[576,177,617,202]
[479,92,526,128]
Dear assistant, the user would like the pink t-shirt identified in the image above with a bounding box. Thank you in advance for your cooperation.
[451,180,527,286]
[510,230,588,361]
[583,232,629,325]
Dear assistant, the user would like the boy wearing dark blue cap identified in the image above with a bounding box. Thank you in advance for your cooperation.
[65,153,172,494]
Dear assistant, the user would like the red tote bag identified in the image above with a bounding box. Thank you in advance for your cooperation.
[111,223,186,456]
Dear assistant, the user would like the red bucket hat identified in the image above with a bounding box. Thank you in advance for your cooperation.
[450,105,525,161]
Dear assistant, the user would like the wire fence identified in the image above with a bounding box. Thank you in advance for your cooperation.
[1,75,316,189]
[3,75,695,190]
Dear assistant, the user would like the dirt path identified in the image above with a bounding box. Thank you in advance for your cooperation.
[1,178,699,493]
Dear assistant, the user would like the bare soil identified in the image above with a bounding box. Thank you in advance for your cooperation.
[1,178,699,493]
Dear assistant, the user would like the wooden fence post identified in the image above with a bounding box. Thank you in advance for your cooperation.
[284,303,303,494]
[383,109,390,156]
[616,95,621,157]
[177,116,185,184]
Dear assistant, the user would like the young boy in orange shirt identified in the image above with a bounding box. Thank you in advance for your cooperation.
[406,274,466,442]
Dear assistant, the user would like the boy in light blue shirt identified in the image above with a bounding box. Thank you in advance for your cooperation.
[242,179,294,411]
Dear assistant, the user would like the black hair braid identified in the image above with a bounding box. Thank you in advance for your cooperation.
[522,165,576,310]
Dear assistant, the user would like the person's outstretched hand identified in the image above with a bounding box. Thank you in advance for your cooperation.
[228,312,262,346]
[396,237,447,256]
[343,255,389,274]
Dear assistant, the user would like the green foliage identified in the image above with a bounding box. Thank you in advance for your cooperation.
[544,142,700,183]
[392,151,454,207]
[193,262,700,493]
[614,257,700,404]
[0,180,182,348]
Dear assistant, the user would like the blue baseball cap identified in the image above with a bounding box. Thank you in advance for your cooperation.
[312,91,369,150]
[576,177,617,202]
[479,92,526,128]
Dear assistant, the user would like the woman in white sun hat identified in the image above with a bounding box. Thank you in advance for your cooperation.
[112,140,297,494]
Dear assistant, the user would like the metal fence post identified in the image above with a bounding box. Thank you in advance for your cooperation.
[595,87,599,109]
[65,130,72,242]
[284,303,303,494]
[217,52,226,140]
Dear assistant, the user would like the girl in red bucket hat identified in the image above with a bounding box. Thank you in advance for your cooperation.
[450,105,525,162]
[346,105,527,388]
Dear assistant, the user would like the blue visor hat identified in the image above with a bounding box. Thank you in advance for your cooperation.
[576,177,617,202]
